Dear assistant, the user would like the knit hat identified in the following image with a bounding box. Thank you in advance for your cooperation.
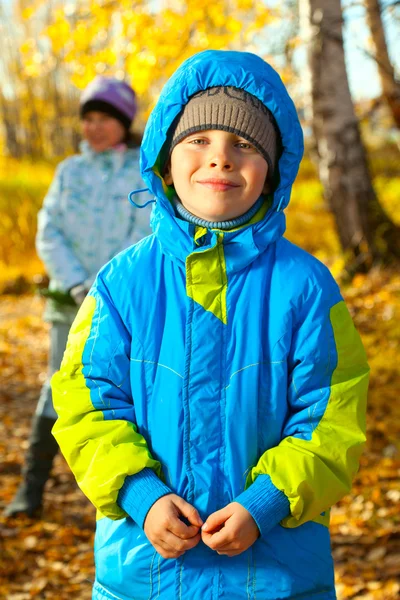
[168,86,281,176]
[80,76,138,130]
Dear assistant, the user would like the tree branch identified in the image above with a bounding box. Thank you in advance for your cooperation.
[342,0,400,12]
[356,44,400,82]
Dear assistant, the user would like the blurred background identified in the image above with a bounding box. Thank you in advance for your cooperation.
[0,1,399,599]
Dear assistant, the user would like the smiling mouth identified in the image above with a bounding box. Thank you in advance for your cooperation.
[197,179,240,191]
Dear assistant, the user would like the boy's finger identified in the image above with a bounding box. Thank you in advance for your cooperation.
[168,515,200,539]
[181,532,202,551]
[163,530,201,552]
[217,550,241,557]
[202,506,232,533]
[202,515,238,550]
[173,497,203,527]
[154,539,185,560]
[202,527,232,549]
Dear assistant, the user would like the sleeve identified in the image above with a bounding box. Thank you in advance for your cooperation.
[80,203,153,294]
[79,202,153,293]
[51,274,171,522]
[236,277,369,534]
[36,162,88,291]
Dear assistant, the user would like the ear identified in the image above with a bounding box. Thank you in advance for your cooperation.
[164,161,173,185]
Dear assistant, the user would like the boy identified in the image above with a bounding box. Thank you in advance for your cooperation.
[52,50,369,600]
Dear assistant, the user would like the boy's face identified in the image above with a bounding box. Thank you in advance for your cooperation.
[164,130,269,222]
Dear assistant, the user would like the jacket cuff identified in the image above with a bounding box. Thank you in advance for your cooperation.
[117,468,172,528]
[235,474,290,538]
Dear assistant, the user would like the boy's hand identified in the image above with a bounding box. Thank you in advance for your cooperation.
[201,502,260,557]
[144,494,203,559]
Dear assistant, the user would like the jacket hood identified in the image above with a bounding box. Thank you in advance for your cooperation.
[141,50,304,213]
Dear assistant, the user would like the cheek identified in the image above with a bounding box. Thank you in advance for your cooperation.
[169,150,201,187]
[170,158,188,185]
[105,123,125,142]
[250,164,268,191]
[247,170,265,191]
[108,126,119,140]
[81,123,90,138]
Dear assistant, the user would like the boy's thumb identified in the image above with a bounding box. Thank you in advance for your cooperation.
[202,506,230,533]
[175,497,203,527]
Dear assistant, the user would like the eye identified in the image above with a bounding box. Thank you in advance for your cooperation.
[188,137,207,145]
[236,141,254,150]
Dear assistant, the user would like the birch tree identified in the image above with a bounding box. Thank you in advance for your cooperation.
[300,0,400,271]
[365,0,400,129]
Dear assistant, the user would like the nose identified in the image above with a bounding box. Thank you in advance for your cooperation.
[208,144,234,170]
[88,121,101,131]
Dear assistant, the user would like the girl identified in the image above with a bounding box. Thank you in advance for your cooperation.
[5,76,152,518]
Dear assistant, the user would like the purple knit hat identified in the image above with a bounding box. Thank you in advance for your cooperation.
[80,76,138,129]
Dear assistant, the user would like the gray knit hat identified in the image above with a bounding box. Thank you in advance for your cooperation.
[168,86,280,176]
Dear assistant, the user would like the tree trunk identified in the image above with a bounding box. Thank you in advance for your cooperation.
[300,0,400,272]
[0,95,23,158]
[365,0,400,129]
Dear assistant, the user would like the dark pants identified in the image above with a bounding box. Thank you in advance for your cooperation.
[35,322,71,419]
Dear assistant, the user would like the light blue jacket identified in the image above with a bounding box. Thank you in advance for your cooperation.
[36,142,152,322]
[52,51,369,600]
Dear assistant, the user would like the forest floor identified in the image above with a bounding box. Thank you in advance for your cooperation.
[0,274,399,599]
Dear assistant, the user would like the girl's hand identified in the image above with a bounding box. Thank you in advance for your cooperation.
[201,502,260,557]
[144,494,203,559]
[69,283,88,306]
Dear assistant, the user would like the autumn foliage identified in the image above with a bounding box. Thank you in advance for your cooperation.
[0,2,399,598]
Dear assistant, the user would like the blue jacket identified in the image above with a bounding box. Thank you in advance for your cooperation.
[52,51,369,600]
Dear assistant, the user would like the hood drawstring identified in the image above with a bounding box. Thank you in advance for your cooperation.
[128,188,156,209]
